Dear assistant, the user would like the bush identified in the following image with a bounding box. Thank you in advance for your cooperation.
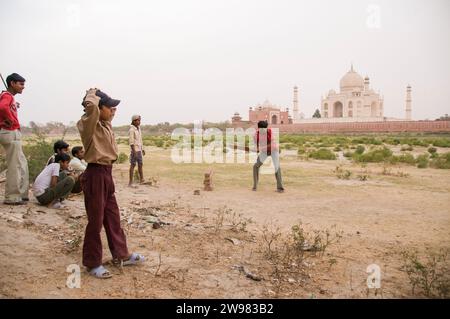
[416,154,429,169]
[308,148,336,160]
[333,146,342,152]
[22,137,54,182]
[155,139,164,148]
[432,139,450,148]
[117,152,129,164]
[390,153,416,165]
[355,145,365,155]
[401,145,414,152]
[297,147,306,155]
[343,151,353,158]
[430,152,450,169]
[354,146,392,163]
[428,147,437,154]
[401,249,450,298]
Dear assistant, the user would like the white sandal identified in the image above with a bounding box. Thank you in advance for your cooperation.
[88,265,112,279]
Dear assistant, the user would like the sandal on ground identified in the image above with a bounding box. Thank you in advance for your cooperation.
[51,202,66,209]
[121,253,145,266]
[88,265,112,279]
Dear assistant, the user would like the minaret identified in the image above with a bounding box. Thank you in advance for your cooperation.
[293,86,299,121]
[405,85,412,120]
[364,76,370,92]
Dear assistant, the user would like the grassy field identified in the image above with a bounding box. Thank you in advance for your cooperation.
[1,132,449,298]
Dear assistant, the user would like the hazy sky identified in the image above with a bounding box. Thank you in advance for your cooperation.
[1,0,449,126]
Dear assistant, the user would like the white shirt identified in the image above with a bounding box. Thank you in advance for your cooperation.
[33,163,60,197]
[69,157,87,173]
[129,125,143,152]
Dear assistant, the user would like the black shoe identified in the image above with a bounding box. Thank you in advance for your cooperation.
[4,200,27,205]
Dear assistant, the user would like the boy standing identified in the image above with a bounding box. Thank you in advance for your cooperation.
[77,88,144,279]
[252,120,285,193]
[128,114,145,186]
[0,73,29,205]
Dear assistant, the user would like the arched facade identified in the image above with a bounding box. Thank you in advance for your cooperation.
[321,66,384,119]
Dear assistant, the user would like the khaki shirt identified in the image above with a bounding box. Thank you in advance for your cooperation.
[77,89,118,165]
[129,125,143,152]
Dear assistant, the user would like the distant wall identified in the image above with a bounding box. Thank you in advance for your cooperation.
[232,120,450,133]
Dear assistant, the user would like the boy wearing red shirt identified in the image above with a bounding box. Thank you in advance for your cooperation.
[253,120,284,193]
[0,73,29,205]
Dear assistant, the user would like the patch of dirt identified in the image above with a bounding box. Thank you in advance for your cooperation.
[0,160,449,299]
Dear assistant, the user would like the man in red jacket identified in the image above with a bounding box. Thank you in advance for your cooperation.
[0,73,29,205]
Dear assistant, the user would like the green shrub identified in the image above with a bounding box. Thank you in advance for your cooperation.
[428,147,437,154]
[401,145,414,152]
[430,152,450,169]
[355,145,365,155]
[354,146,393,163]
[22,138,54,182]
[297,147,306,155]
[333,146,342,152]
[117,152,129,164]
[416,154,429,169]
[390,153,416,165]
[155,139,164,148]
[309,148,336,160]
[432,139,450,148]
[343,151,353,158]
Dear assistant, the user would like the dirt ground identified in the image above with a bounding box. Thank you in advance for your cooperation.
[0,146,449,299]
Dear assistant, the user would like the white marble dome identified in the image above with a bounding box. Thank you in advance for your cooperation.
[340,66,364,90]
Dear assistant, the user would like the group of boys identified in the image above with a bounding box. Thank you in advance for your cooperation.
[1,72,283,279]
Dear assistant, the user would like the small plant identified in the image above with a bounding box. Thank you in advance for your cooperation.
[260,223,282,259]
[355,145,365,155]
[212,206,232,233]
[427,147,437,154]
[343,151,353,158]
[22,129,54,182]
[297,147,306,155]
[117,152,129,164]
[354,146,393,163]
[334,165,352,180]
[400,249,450,298]
[228,211,253,232]
[401,145,414,152]
[430,152,450,169]
[291,222,343,257]
[309,148,336,160]
[416,154,429,169]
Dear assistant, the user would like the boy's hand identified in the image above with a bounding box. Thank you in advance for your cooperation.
[142,150,146,156]
[82,88,99,107]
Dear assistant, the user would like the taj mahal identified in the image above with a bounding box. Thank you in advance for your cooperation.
[232,65,413,127]
[319,65,384,120]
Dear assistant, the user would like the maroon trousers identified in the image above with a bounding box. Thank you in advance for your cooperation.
[81,163,129,268]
